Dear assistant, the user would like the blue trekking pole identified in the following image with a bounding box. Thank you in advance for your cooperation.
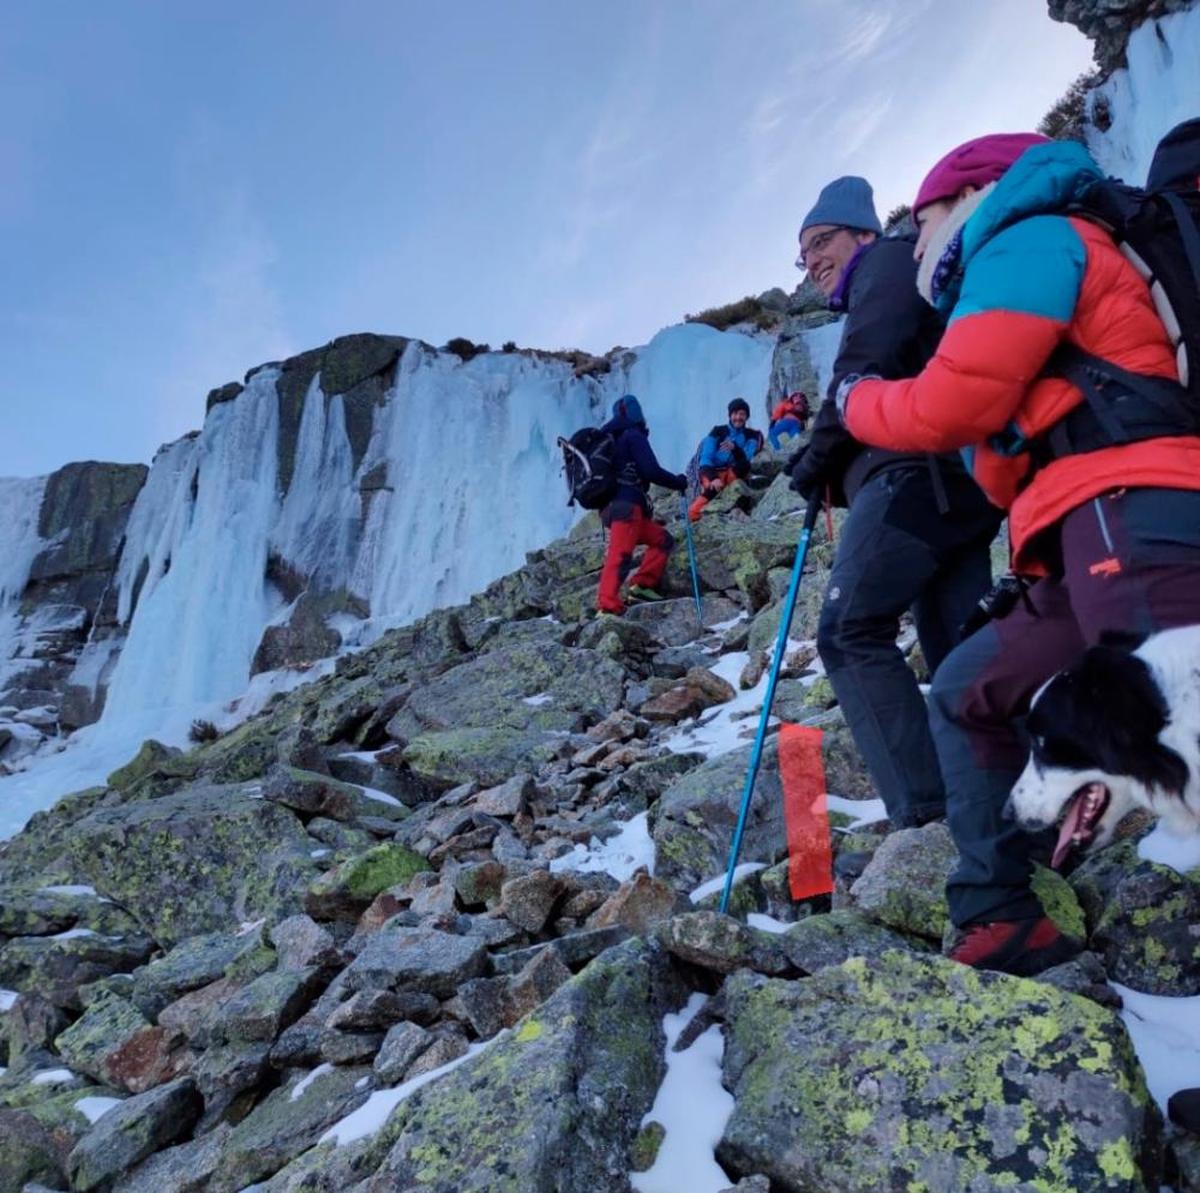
[680,495,704,632]
[719,493,822,915]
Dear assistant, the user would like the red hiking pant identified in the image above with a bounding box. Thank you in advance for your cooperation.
[596,506,674,613]
[688,467,737,522]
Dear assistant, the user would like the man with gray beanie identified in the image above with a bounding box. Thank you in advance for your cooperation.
[789,175,1001,841]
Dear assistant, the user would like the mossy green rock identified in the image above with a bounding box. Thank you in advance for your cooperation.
[1071,839,1200,995]
[306,842,431,920]
[401,727,559,790]
[719,952,1162,1192]
[0,931,154,1012]
[106,739,185,792]
[358,937,685,1192]
[65,786,319,948]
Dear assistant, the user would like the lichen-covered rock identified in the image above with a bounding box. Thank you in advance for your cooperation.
[67,1076,201,1192]
[622,596,742,647]
[655,911,791,976]
[1071,839,1200,995]
[587,872,683,935]
[779,908,929,972]
[355,937,685,1192]
[264,767,408,825]
[849,821,958,940]
[65,786,319,947]
[209,1062,374,1191]
[386,640,626,742]
[202,967,324,1045]
[128,926,271,1015]
[719,952,1162,1192]
[652,742,786,891]
[55,990,188,1092]
[0,930,155,1011]
[111,1122,233,1192]
[344,926,487,998]
[401,726,560,790]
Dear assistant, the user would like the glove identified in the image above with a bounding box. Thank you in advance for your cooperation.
[673,473,688,493]
[787,445,820,499]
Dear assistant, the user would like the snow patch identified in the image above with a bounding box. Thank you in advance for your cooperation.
[1137,824,1200,873]
[826,795,888,829]
[0,989,18,1012]
[630,993,735,1192]
[49,927,97,941]
[549,812,656,881]
[747,913,795,935]
[75,1095,123,1124]
[31,1068,76,1085]
[290,1062,334,1102]
[38,884,99,897]
[322,1039,493,1146]
[522,692,553,706]
[1111,982,1200,1116]
[354,784,403,808]
[689,863,766,905]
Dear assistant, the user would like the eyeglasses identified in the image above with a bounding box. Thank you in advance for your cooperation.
[796,226,848,269]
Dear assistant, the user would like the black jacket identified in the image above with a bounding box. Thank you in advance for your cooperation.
[792,235,960,506]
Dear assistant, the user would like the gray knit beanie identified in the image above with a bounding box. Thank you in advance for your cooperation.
[800,176,882,236]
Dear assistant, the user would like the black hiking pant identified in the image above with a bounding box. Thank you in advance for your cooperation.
[817,464,1002,829]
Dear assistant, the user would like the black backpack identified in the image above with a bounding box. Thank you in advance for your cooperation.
[558,427,618,509]
[1005,119,1200,472]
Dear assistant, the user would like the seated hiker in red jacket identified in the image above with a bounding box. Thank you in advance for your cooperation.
[768,391,810,449]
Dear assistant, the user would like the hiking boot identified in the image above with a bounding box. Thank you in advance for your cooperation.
[947,916,1079,977]
[626,585,665,603]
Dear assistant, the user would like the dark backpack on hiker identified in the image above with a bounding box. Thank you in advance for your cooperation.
[558,427,618,509]
[997,119,1200,474]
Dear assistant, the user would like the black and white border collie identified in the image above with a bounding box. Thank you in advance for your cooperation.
[1009,625,1200,868]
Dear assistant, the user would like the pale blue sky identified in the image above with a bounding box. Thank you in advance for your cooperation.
[1,1,1092,478]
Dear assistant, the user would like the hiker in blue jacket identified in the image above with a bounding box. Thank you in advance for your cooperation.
[596,395,688,614]
[688,398,764,521]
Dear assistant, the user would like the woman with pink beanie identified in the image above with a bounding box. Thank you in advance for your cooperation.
[840,129,1200,976]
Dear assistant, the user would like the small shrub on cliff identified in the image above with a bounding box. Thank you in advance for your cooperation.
[687,296,777,332]
[502,340,518,353]
[1038,70,1100,142]
[189,719,220,744]
[442,337,491,362]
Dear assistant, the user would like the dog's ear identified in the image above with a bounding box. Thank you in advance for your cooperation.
[1096,629,1148,654]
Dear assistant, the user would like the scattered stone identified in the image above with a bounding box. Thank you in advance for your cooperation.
[402,1028,469,1080]
[110,1122,232,1193]
[344,927,487,998]
[203,967,324,1045]
[655,911,791,976]
[192,1041,271,1130]
[0,931,155,1011]
[467,773,535,818]
[849,821,958,940]
[588,871,683,935]
[498,870,564,933]
[67,1077,201,1192]
[507,947,572,1023]
[270,915,340,971]
[374,1021,435,1084]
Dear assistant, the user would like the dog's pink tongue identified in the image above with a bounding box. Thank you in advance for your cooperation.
[1050,797,1087,870]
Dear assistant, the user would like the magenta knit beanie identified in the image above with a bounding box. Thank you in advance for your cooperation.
[913,132,1051,214]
